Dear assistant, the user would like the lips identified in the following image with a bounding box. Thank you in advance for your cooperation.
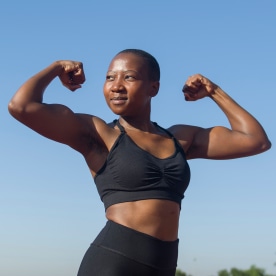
[111,96,127,104]
[112,96,127,100]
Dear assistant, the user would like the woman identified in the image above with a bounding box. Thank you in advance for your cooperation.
[8,49,271,275]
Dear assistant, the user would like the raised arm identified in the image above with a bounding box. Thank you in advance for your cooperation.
[8,61,96,153]
[171,74,271,160]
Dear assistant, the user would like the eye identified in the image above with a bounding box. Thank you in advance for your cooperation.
[106,75,115,81]
[125,75,136,81]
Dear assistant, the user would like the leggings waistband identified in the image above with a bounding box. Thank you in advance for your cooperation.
[92,220,179,270]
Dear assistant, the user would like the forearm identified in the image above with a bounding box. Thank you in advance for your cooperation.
[9,61,62,108]
[8,60,89,149]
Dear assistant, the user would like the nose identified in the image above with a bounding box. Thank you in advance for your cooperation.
[111,78,125,93]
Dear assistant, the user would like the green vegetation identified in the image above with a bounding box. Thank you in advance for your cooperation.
[175,269,189,276]
[218,266,274,276]
[176,265,275,276]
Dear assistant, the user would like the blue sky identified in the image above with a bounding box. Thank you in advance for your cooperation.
[1,1,275,275]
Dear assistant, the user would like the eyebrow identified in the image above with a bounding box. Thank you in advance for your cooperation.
[106,70,141,75]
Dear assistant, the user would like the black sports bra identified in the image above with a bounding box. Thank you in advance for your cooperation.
[94,120,190,210]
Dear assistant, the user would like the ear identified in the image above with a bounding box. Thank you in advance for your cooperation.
[149,81,160,97]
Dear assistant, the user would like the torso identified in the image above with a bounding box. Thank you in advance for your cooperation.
[106,199,180,241]
[83,118,189,241]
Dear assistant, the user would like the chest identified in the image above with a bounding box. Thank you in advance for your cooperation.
[105,134,190,190]
[120,131,176,159]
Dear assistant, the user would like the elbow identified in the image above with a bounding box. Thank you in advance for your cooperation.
[243,135,272,157]
[254,138,272,155]
[8,99,26,121]
[261,139,272,152]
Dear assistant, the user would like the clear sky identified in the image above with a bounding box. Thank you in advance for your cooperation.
[1,1,275,275]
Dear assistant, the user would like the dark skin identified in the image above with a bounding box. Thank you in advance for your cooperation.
[8,53,271,241]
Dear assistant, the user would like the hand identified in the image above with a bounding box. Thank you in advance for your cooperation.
[57,60,86,91]
[182,74,218,101]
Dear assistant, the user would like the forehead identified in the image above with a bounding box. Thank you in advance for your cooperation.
[108,53,147,72]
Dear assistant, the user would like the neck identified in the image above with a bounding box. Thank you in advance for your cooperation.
[119,116,155,132]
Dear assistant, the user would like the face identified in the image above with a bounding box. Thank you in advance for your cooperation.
[103,53,159,116]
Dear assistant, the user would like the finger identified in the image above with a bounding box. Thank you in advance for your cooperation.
[183,87,198,100]
[182,83,198,93]
[192,75,204,85]
[64,83,82,92]
[68,71,75,82]
[189,74,204,82]
[67,72,85,85]
[184,93,197,101]
[70,84,82,92]
[68,68,85,84]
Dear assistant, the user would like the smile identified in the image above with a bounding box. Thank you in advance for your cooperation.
[111,97,128,104]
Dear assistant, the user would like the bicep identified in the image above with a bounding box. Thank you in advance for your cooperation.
[188,126,261,160]
[15,102,92,149]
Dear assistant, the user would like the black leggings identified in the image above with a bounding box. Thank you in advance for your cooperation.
[77,220,179,276]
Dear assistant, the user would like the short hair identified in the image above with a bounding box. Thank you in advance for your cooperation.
[117,49,160,81]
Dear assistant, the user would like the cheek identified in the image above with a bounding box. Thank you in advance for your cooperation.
[103,83,109,97]
[103,84,114,109]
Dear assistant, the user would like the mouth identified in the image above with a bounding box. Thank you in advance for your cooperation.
[111,96,128,105]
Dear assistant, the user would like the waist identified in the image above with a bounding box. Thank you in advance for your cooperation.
[102,189,183,210]
[106,199,180,241]
[93,220,179,270]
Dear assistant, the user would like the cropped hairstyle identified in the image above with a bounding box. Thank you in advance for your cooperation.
[117,49,160,81]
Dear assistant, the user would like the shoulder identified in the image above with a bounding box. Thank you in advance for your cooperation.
[76,114,116,134]
[73,114,119,155]
[168,124,202,141]
[167,124,204,158]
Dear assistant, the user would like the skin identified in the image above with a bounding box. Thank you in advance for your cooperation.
[8,52,271,241]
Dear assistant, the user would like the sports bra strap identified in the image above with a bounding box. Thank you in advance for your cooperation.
[152,122,174,138]
[153,122,185,154]
[114,119,126,133]
[114,119,175,139]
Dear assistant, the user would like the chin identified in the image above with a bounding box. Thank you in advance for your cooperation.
[109,107,128,116]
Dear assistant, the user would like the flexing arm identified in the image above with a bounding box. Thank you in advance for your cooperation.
[173,74,271,160]
[8,61,94,153]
